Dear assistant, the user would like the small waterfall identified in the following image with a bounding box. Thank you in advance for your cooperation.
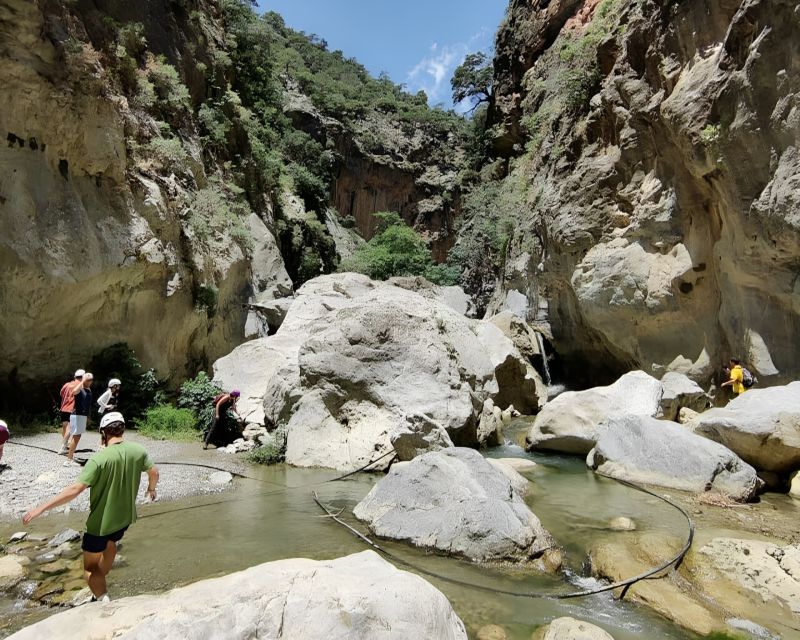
[535,331,552,386]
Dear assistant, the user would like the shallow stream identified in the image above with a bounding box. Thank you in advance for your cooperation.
[1,441,715,638]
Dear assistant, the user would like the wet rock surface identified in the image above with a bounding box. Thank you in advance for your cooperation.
[531,617,616,640]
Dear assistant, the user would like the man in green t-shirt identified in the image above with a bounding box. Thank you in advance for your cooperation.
[22,412,159,601]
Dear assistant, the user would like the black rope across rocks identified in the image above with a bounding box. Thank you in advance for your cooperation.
[9,439,695,601]
[313,478,695,602]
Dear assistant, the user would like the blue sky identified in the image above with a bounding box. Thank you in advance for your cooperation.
[257,1,508,109]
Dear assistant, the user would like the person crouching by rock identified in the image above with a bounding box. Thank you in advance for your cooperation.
[0,419,9,470]
[66,372,94,465]
[203,389,241,450]
[97,378,121,415]
[22,411,159,603]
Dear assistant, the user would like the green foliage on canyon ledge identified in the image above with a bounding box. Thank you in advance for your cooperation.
[340,213,458,285]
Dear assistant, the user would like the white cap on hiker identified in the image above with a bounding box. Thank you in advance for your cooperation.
[100,412,125,430]
[83,372,94,381]
[108,378,121,388]
[0,419,6,429]
[74,369,85,378]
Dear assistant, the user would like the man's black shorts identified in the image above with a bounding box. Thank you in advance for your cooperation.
[81,526,128,553]
[60,411,71,423]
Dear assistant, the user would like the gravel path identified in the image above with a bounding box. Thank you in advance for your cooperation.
[0,431,251,520]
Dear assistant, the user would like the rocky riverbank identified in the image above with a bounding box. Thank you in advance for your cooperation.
[0,432,242,520]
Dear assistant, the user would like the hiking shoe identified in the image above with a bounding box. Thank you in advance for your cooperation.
[99,594,111,603]
[58,443,69,455]
[62,460,80,467]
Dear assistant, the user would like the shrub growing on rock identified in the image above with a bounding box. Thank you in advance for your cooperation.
[247,426,287,465]
[340,212,457,284]
[177,372,222,434]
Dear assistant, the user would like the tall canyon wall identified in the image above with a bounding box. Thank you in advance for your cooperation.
[486,0,799,385]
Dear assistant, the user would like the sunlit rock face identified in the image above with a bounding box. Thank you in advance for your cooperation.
[0,0,290,405]
[486,0,800,385]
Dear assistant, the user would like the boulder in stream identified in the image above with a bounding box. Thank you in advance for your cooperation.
[692,381,800,474]
[526,371,663,455]
[531,617,616,640]
[353,448,558,567]
[0,555,26,592]
[7,551,468,640]
[587,415,762,502]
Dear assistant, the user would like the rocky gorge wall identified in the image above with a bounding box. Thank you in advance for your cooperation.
[284,90,463,263]
[0,0,290,409]
[485,0,800,386]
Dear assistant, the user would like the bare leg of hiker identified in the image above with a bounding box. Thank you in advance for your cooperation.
[83,541,117,599]
[67,434,81,461]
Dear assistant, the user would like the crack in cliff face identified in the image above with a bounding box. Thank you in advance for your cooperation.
[478,0,800,386]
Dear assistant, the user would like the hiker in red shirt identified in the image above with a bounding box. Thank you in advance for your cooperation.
[59,369,85,455]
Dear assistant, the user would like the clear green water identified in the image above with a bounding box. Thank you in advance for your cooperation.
[1,439,703,639]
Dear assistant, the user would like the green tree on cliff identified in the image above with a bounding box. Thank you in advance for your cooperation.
[451,52,493,112]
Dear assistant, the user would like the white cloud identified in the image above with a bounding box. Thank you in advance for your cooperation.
[406,28,495,108]
[406,42,469,106]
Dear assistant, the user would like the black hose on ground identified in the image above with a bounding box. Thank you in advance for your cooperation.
[10,438,696,602]
[313,477,696,602]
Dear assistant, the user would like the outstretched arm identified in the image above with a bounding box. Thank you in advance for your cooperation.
[22,482,88,524]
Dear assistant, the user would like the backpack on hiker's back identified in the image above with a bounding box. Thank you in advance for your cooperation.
[741,367,757,388]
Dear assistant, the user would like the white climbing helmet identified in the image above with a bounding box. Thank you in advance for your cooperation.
[99,412,125,430]
[108,378,121,388]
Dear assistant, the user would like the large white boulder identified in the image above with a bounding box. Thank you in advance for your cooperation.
[587,415,762,502]
[526,371,663,455]
[353,448,558,566]
[7,551,467,640]
[215,274,543,471]
[692,382,800,473]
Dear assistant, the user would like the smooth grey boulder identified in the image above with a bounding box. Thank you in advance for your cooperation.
[692,382,800,473]
[354,448,558,565]
[7,551,468,640]
[216,273,543,471]
[531,617,616,640]
[527,371,663,455]
[587,415,762,502]
[658,372,710,421]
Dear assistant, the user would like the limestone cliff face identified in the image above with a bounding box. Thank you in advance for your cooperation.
[486,0,800,385]
[0,0,290,406]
